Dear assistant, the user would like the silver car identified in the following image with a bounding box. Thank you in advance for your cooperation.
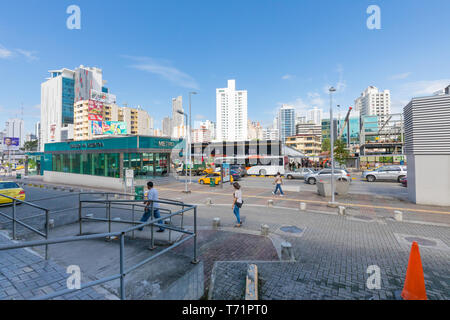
[304,168,352,185]
[285,168,315,180]
[362,165,407,182]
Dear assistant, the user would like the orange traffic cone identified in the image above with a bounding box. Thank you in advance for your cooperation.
[401,241,427,300]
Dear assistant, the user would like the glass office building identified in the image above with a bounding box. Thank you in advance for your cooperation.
[42,136,183,179]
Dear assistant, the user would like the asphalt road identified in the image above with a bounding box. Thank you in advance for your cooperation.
[236,175,408,199]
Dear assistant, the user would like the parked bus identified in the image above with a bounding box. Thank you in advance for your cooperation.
[214,155,289,176]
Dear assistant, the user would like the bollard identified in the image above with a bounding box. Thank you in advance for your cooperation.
[206,198,212,206]
[338,206,346,216]
[267,200,274,207]
[260,224,269,236]
[281,241,295,261]
[245,264,258,300]
[299,202,306,211]
[212,217,220,229]
[394,210,403,222]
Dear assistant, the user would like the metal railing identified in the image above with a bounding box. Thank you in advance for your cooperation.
[0,192,198,300]
[0,193,50,259]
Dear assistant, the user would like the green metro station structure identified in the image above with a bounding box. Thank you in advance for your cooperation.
[25,136,184,190]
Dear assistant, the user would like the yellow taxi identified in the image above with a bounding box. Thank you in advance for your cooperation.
[198,172,234,185]
[0,181,26,204]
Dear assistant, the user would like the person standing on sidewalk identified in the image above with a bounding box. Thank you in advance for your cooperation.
[272,172,284,196]
[138,181,164,232]
[232,182,243,227]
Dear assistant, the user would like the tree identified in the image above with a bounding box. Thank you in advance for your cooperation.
[334,139,350,166]
[23,140,38,151]
[321,138,330,152]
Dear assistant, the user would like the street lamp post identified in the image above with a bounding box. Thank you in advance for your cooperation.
[329,87,337,206]
[188,92,197,185]
[177,110,190,193]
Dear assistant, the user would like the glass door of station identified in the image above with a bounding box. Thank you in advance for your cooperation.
[124,153,169,179]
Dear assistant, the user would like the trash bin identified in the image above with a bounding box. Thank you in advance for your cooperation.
[316,179,332,197]
[16,173,21,179]
[134,186,144,200]
[335,179,350,195]
[210,178,216,187]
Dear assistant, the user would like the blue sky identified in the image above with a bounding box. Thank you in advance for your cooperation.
[1,0,450,134]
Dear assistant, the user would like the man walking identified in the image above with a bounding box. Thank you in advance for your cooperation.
[138,181,164,232]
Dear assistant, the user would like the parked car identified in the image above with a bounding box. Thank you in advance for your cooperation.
[230,170,241,181]
[285,168,315,180]
[362,165,407,182]
[400,176,407,187]
[304,169,351,185]
[0,181,25,205]
[230,165,247,177]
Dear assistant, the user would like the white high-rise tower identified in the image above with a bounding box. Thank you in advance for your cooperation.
[216,80,248,142]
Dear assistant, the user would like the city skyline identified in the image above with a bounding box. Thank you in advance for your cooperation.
[1,1,450,134]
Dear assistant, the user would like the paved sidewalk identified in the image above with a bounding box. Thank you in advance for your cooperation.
[0,232,112,300]
[157,182,450,226]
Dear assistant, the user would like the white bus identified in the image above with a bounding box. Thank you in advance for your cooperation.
[214,155,289,176]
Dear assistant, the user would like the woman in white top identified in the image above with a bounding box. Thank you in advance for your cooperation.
[232,182,243,227]
[272,172,284,196]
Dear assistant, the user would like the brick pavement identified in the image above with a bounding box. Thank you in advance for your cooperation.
[173,230,279,296]
[0,232,110,300]
[199,205,450,300]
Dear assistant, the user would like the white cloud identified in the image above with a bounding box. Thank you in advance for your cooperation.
[281,74,294,80]
[401,79,450,96]
[0,45,13,58]
[390,72,412,80]
[195,114,205,120]
[16,49,38,62]
[123,56,199,89]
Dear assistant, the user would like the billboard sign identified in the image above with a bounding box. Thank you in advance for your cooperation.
[90,89,116,104]
[88,100,103,121]
[3,137,20,151]
[92,121,127,135]
[49,124,57,141]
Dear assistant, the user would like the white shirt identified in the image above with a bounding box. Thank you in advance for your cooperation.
[234,189,242,203]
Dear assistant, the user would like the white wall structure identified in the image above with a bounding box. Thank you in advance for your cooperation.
[44,171,124,190]
[5,118,25,147]
[216,80,248,142]
[404,93,450,206]
[355,86,391,123]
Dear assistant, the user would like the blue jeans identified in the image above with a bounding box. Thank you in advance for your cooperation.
[233,205,241,224]
[140,208,164,231]
[274,184,284,195]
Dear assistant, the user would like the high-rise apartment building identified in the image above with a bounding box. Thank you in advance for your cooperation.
[172,96,184,128]
[307,107,323,125]
[216,80,248,142]
[248,120,263,140]
[40,66,111,149]
[354,86,391,123]
[5,118,25,147]
[162,117,172,137]
[73,101,152,140]
[277,104,296,142]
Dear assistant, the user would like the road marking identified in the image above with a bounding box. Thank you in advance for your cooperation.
[158,187,450,216]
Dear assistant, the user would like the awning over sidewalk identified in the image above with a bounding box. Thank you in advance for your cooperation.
[282,145,306,158]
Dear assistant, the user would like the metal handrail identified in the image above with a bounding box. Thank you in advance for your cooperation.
[0,192,50,259]
[0,195,198,300]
